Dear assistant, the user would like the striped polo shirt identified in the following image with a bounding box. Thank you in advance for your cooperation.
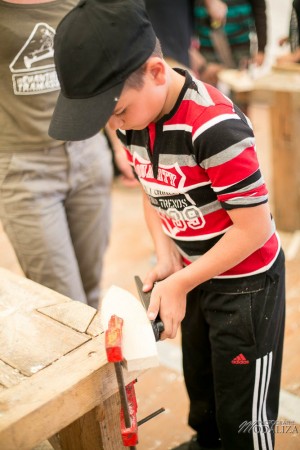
[117,70,280,279]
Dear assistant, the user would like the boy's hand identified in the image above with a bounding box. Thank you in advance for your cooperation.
[147,275,187,340]
[104,123,139,187]
[142,250,183,293]
[142,252,184,339]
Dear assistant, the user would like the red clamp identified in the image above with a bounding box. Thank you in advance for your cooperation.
[105,315,138,447]
[105,315,123,362]
[120,380,138,446]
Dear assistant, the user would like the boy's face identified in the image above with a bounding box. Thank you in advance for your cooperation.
[108,58,168,131]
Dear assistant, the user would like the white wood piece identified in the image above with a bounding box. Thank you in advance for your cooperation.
[101,286,159,372]
[218,68,254,92]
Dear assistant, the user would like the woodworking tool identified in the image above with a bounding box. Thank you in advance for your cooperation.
[134,275,164,341]
[210,21,236,69]
[105,314,164,448]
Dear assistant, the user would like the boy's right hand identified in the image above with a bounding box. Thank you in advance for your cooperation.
[142,256,185,340]
[145,273,188,340]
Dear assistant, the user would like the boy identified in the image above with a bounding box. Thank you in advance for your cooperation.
[49,1,285,449]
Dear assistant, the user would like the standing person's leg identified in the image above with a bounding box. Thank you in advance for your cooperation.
[65,133,113,309]
[0,146,87,302]
[204,250,285,450]
[181,288,222,449]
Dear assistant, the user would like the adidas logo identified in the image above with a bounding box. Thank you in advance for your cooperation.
[231,353,249,365]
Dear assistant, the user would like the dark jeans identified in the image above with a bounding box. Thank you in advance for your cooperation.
[181,249,285,450]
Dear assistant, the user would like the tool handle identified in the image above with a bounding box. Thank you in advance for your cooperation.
[120,380,138,446]
[105,315,123,362]
[152,317,164,341]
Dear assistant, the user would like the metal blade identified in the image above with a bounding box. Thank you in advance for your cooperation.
[134,275,164,341]
[210,28,236,69]
[114,362,131,428]
[134,275,151,310]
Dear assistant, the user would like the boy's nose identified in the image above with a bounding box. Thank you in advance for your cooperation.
[108,115,124,130]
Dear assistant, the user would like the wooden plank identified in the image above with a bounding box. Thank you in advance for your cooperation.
[248,102,274,207]
[98,393,125,450]
[58,393,124,450]
[86,311,103,337]
[250,82,300,231]
[272,62,300,73]
[0,334,142,450]
[101,286,159,372]
[269,91,300,230]
[38,301,97,333]
[253,71,300,93]
[59,407,104,450]
[48,434,62,450]
[0,310,90,376]
[218,68,254,92]
[0,360,27,388]
[0,268,70,313]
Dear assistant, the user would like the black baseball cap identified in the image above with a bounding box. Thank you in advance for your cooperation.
[49,0,157,141]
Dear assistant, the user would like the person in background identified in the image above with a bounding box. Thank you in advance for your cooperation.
[144,0,227,76]
[277,0,300,64]
[145,0,194,69]
[193,0,267,84]
[0,0,133,309]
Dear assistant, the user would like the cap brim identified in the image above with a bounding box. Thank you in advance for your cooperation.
[49,80,124,141]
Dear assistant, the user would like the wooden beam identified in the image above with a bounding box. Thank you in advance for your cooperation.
[0,268,71,311]
[58,393,125,450]
[97,394,125,450]
[59,406,105,450]
[38,301,97,333]
[0,360,27,388]
[0,310,90,376]
[0,335,142,450]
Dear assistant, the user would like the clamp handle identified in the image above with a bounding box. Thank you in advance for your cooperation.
[105,315,124,362]
[105,315,139,447]
[120,380,138,447]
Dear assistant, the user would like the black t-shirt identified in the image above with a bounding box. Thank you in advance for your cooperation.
[294,0,300,45]
[145,0,194,67]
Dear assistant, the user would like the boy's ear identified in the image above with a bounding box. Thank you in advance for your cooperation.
[146,57,166,85]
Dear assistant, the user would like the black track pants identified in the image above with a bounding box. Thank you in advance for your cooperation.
[181,249,285,450]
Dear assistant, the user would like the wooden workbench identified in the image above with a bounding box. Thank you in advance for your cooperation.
[0,268,141,450]
[251,68,300,232]
[218,67,300,232]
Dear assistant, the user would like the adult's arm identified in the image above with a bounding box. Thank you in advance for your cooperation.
[249,0,267,53]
